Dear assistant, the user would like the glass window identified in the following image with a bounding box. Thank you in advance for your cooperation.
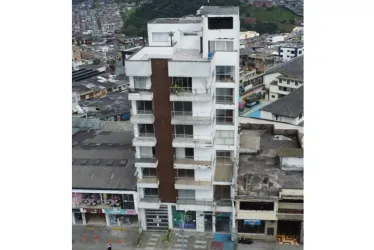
[144,188,159,197]
[143,168,157,177]
[238,220,265,234]
[178,190,195,199]
[134,77,147,89]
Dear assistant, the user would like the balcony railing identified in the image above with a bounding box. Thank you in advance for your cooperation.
[135,156,157,164]
[216,156,234,165]
[137,132,155,138]
[171,110,213,125]
[173,155,212,167]
[176,199,214,206]
[129,88,152,93]
[216,95,234,105]
[174,178,212,188]
[173,133,214,146]
[215,199,232,207]
[216,116,234,125]
[170,86,211,95]
[216,74,235,83]
[171,111,211,119]
[132,109,153,115]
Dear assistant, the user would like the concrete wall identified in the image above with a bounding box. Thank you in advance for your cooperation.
[236,200,278,221]
[237,220,277,242]
[260,110,302,126]
[263,72,281,89]
[280,157,303,171]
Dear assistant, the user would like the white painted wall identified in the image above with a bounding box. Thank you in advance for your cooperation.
[279,47,304,62]
[195,190,213,200]
[263,73,281,89]
[195,168,213,181]
[261,110,303,125]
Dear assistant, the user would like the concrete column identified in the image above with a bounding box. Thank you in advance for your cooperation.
[72,212,76,225]
[105,213,110,226]
[212,212,216,233]
[168,205,173,229]
[299,221,304,244]
[82,213,87,225]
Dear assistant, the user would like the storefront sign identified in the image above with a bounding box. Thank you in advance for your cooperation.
[215,212,231,217]
[244,220,261,225]
[86,209,103,214]
[105,209,137,215]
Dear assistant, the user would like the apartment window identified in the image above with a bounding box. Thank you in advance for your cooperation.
[209,40,234,52]
[143,168,157,177]
[216,109,234,125]
[144,188,158,197]
[216,88,234,104]
[175,169,194,179]
[279,79,282,83]
[137,101,153,113]
[138,124,154,136]
[287,80,290,84]
[122,194,135,209]
[240,201,274,211]
[216,66,235,82]
[280,49,283,52]
[175,125,193,137]
[299,50,303,54]
[208,17,233,30]
[171,77,192,92]
[173,101,192,113]
[291,50,295,54]
[152,32,169,42]
[295,82,298,86]
[271,95,276,98]
[134,77,147,89]
[238,220,265,234]
[178,190,195,200]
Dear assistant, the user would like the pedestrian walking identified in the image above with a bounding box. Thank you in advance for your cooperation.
[107,243,112,250]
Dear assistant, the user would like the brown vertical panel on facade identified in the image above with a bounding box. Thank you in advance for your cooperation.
[151,59,177,203]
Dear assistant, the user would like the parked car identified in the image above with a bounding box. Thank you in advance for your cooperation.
[245,100,260,108]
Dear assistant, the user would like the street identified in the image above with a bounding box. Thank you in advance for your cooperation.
[72,225,303,250]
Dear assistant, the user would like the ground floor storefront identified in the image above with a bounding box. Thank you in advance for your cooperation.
[139,204,234,233]
[237,219,277,242]
[72,208,138,227]
[277,220,303,245]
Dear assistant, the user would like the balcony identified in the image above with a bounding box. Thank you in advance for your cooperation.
[216,95,235,109]
[128,88,153,101]
[170,87,211,102]
[135,156,158,168]
[277,203,303,221]
[130,110,155,124]
[214,157,233,184]
[171,111,213,125]
[174,178,212,190]
[172,134,214,148]
[215,199,234,213]
[173,155,212,169]
[138,197,161,209]
[137,177,159,188]
[133,133,157,147]
[176,199,213,211]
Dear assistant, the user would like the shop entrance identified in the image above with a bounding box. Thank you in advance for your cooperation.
[277,220,302,244]
[215,213,231,233]
[74,213,83,224]
[85,210,106,225]
[204,213,213,232]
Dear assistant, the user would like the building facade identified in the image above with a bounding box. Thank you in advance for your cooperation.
[126,6,240,237]
[278,45,304,62]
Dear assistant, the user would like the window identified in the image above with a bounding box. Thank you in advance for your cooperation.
[185,148,194,157]
[275,115,279,120]
[173,101,192,113]
[299,50,303,54]
[280,49,283,52]
[295,82,298,86]
[271,95,276,98]
[143,168,157,177]
[134,77,147,89]
[138,124,154,135]
[178,190,195,199]
[152,32,169,42]
[238,220,265,234]
[216,66,235,82]
[122,194,135,209]
[291,50,295,54]
[144,188,158,197]
[171,77,192,92]
[279,79,282,83]
[209,41,234,52]
[298,113,303,119]
[175,169,194,179]
[175,125,193,136]
[208,17,233,30]
[239,201,274,211]
[287,80,290,84]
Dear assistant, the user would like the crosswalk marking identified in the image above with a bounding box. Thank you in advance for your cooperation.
[177,238,189,243]
[195,240,207,244]
[194,245,206,249]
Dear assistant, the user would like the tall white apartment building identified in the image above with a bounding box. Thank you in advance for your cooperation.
[125,6,240,237]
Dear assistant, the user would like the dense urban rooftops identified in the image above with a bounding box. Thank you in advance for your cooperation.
[265,55,304,80]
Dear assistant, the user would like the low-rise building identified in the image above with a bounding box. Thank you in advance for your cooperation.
[278,43,303,62]
[72,129,138,227]
[263,55,303,101]
[260,86,303,126]
[236,124,303,244]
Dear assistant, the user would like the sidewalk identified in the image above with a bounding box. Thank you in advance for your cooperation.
[237,242,304,250]
[72,225,138,250]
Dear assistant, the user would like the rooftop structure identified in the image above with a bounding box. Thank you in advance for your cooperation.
[72,130,136,190]
[261,86,303,118]
[237,124,303,199]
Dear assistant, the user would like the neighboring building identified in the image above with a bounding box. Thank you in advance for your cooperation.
[125,6,240,237]
[261,86,303,126]
[240,31,260,49]
[239,68,263,94]
[236,124,303,244]
[278,43,304,62]
[72,130,139,226]
[263,55,303,101]
[240,49,282,73]
[266,35,285,44]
